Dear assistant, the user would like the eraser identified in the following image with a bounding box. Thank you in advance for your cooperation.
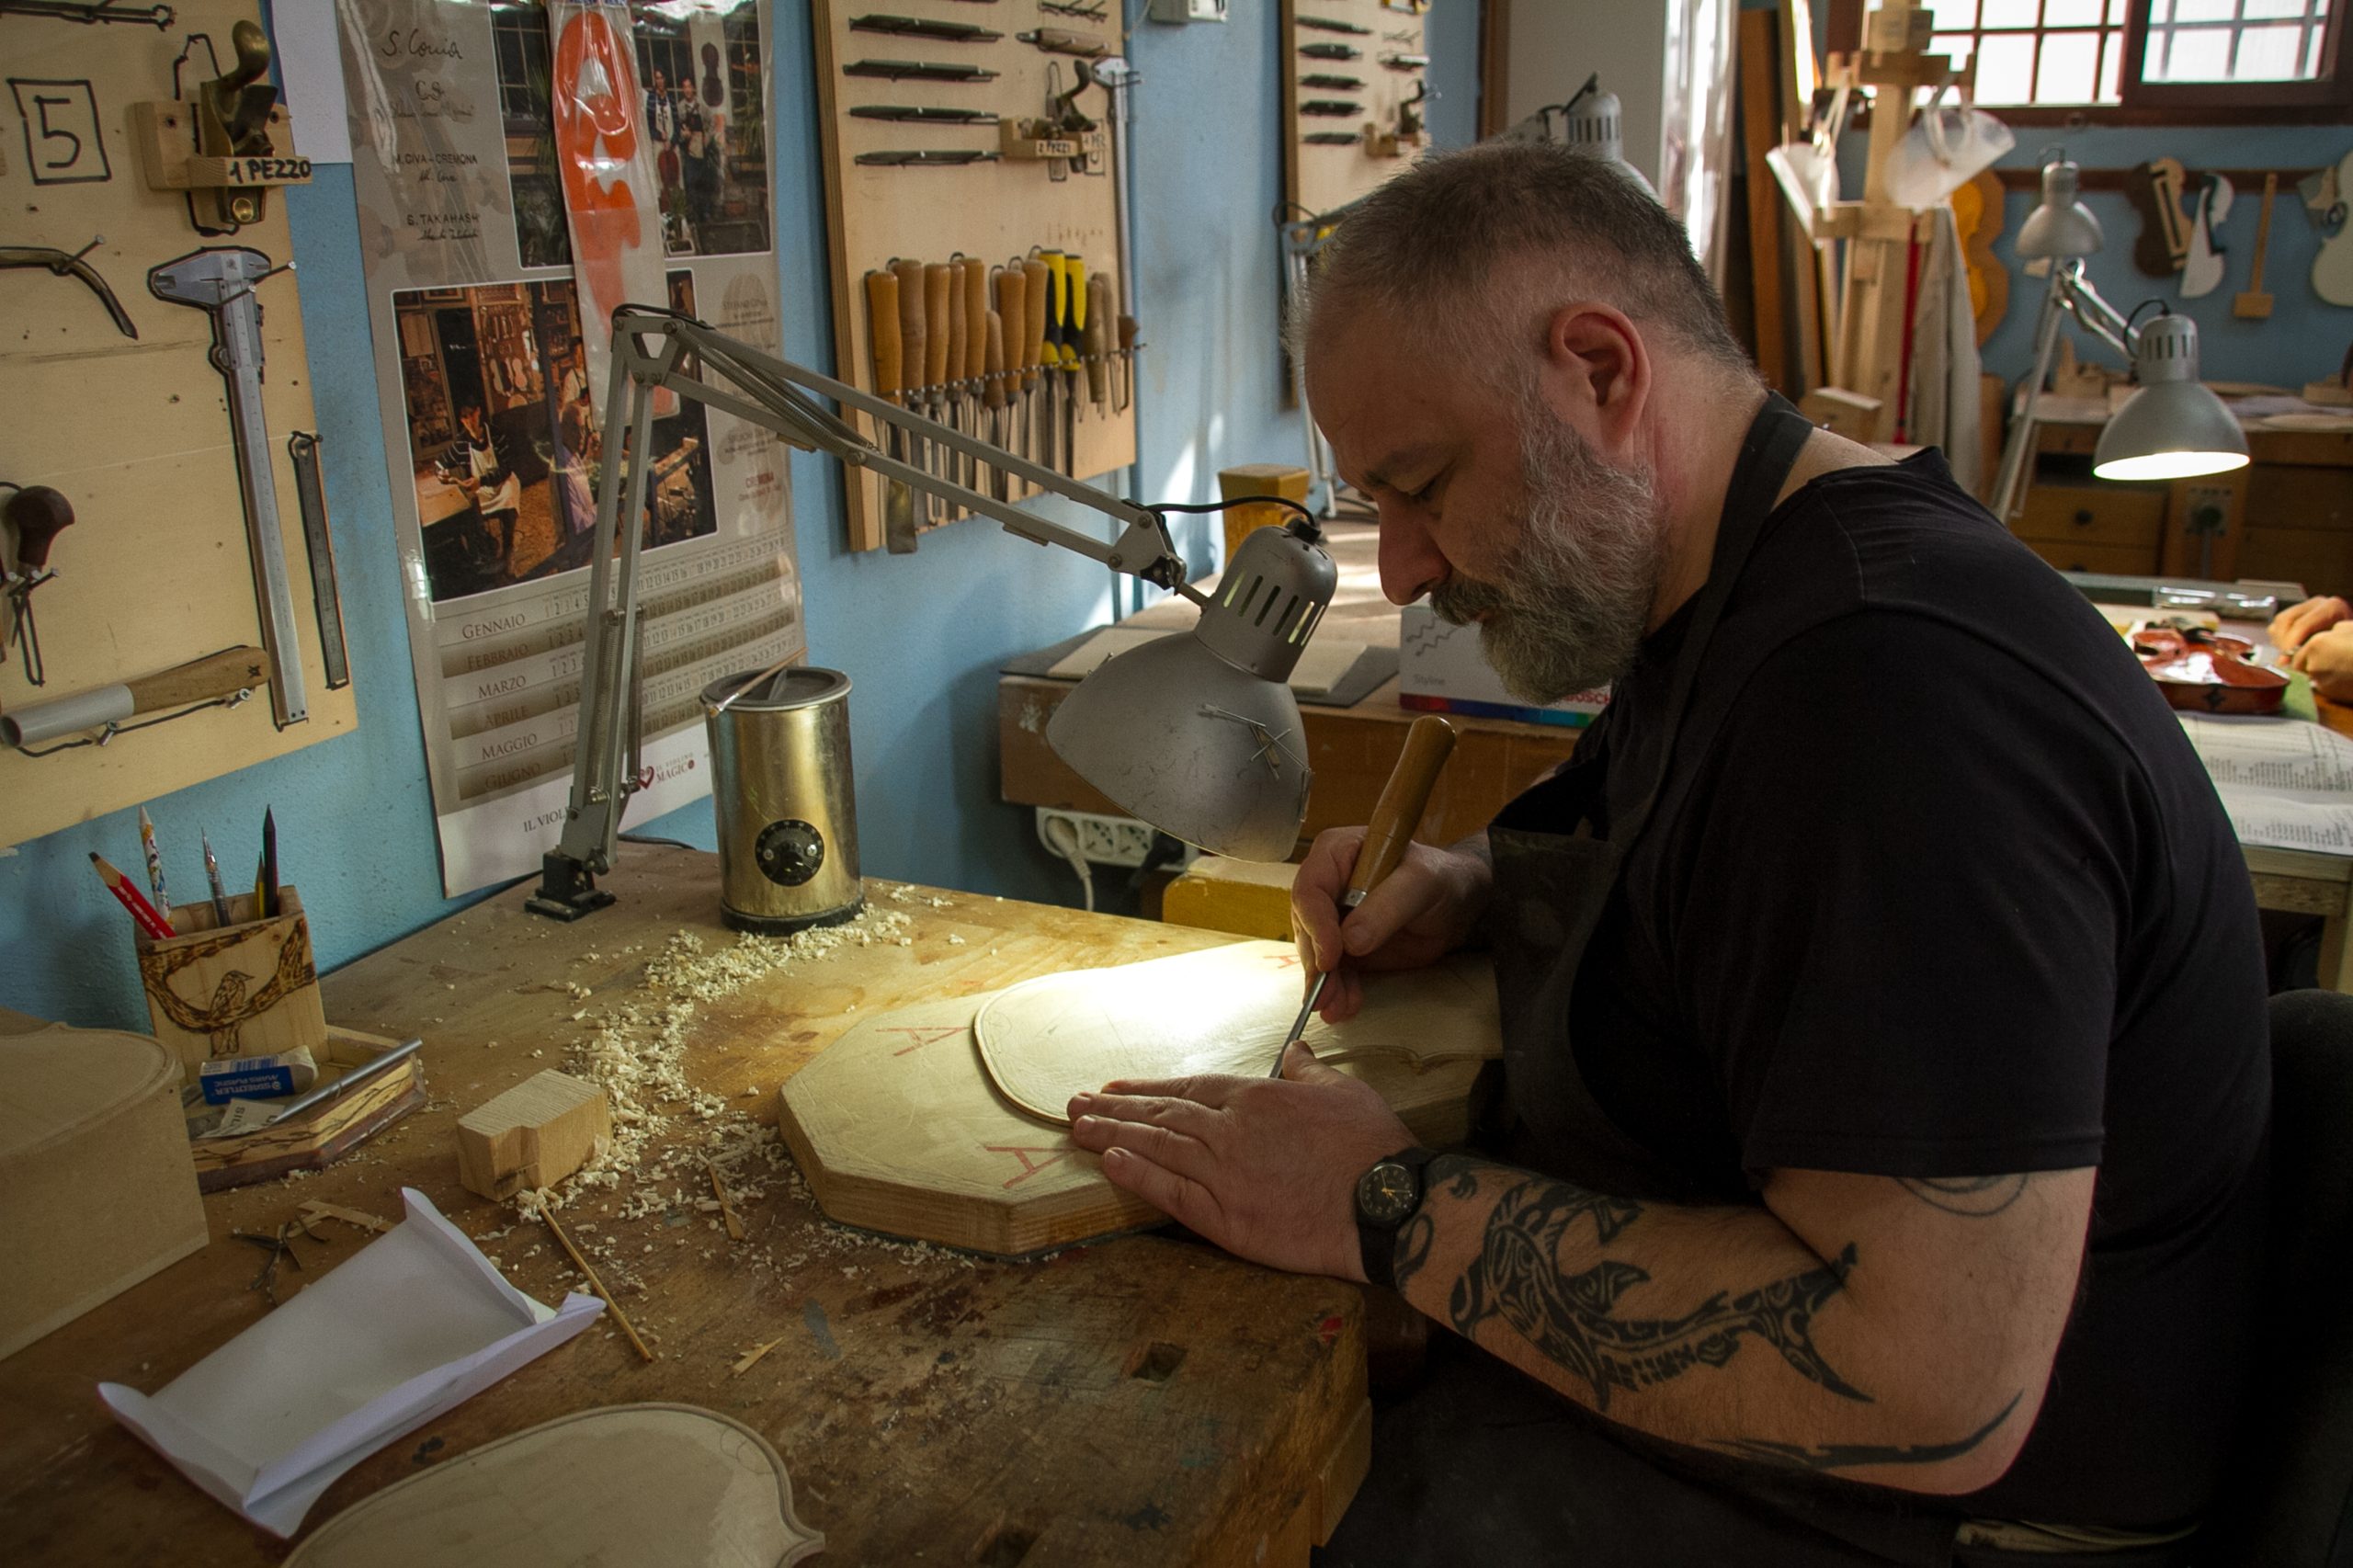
[199,1048,319,1105]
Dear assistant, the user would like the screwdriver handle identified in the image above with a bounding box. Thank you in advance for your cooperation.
[1347,715,1456,903]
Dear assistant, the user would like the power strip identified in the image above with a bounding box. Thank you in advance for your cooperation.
[1034,807,1191,870]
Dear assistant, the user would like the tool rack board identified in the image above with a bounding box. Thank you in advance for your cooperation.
[0,0,357,847]
[1283,0,1435,222]
[811,0,1138,553]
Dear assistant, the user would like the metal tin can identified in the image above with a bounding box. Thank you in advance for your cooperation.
[700,666,863,934]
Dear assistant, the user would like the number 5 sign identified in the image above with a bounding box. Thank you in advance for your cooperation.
[9,78,112,187]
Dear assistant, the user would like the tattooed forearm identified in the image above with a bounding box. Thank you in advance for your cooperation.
[1897,1175,2029,1217]
[1447,1175,1869,1412]
[1713,1392,2023,1472]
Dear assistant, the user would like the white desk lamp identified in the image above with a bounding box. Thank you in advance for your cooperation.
[1989,153,2249,523]
[527,308,1335,921]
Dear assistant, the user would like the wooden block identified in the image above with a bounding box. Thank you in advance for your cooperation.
[1218,463,1313,562]
[1799,387,1883,441]
[0,1014,208,1359]
[1163,856,1300,942]
[135,887,328,1082]
[456,1070,612,1199]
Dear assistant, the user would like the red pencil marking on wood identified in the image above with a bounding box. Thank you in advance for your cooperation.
[1267,952,1302,970]
[885,1026,965,1056]
[985,1144,1074,1187]
[1317,1314,1345,1347]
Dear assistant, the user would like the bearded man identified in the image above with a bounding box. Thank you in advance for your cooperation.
[1066,143,2269,1566]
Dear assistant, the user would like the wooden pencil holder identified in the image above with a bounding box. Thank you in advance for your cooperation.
[134,887,328,1081]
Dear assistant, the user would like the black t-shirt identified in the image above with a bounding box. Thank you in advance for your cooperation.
[1492,452,2270,1530]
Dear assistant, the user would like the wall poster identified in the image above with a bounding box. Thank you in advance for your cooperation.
[336,0,800,895]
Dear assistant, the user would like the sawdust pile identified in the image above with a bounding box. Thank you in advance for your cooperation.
[531,904,915,1254]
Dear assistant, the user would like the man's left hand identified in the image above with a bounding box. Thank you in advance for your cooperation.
[1066,1044,1416,1283]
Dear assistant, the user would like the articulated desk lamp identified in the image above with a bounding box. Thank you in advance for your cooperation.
[1988,152,2250,527]
[526,307,1336,922]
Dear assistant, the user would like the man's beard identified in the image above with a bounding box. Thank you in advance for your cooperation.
[1429,399,1667,704]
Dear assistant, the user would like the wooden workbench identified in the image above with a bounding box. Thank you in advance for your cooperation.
[0,850,1371,1564]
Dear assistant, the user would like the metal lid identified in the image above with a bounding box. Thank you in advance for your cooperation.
[701,665,852,712]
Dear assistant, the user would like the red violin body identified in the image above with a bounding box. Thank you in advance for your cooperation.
[2131,623,2290,715]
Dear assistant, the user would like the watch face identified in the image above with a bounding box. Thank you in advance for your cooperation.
[1358,1160,1420,1226]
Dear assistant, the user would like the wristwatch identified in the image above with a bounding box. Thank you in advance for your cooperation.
[1355,1146,1438,1290]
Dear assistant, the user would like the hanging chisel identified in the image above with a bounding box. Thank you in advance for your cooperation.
[1300,74,1367,89]
[856,149,1000,166]
[995,263,1028,467]
[1299,41,1362,60]
[285,432,350,689]
[945,254,971,494]
[1268,715,1458,1077]
[843,60,1000,82]
[148,246,308,730]
[850,105,1001,123]
[892,256,931,525]
[924,260,954,495]
[1017,28,1108,58]
[864,267,917,551]
[1029,254,1058,473]
[962,255,989,489]
[1295,13,1372,33]
[1085,272,1111,417]
[1063,252,1086,472]
[849,13,1004,41]
[1116,312,1136,414]
[1301,100,1364,116]
[983,306,1009,500]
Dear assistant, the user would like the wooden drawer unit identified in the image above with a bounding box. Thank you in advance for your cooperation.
[2014,483,2165,575]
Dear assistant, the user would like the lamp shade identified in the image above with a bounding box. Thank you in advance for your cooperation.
[1046,520,1335,862]
[2093,314,2249,482]
[1047,632,1312,861]
[2017,157,2105,261]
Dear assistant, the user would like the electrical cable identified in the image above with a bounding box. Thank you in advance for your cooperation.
[1039,812,1095,913]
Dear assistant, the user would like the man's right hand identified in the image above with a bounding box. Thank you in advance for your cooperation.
[2268,595,2352,653]
[1291,828,1493,1026]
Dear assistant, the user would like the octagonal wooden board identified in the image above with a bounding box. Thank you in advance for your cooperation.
[777,940,1500,1257]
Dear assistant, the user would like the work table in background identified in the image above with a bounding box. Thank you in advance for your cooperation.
[0,849,1370,1565]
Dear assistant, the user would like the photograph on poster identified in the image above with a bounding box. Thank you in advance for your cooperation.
[394,268,717,603]
[493,0,771,269]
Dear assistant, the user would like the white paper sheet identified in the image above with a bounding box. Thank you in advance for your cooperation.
[98,1187,602,1537]
[2179,713,2353,856]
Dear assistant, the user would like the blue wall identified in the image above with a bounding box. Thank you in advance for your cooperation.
[0,0,1483,1029]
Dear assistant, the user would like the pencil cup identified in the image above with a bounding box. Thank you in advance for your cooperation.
[133,887,329,1081]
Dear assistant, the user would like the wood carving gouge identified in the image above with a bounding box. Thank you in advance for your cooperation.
[892,257,931,525]
[850,105,1001,123]
[1271,715,1457,1077]
[843,60,999,83]
[849,13,1003,41]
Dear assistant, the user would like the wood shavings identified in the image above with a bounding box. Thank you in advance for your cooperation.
[297,1199,393,1234]
[732,1336,784,1375]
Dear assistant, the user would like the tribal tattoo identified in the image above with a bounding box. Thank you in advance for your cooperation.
[1897,1174,2029,1217]
[1714,1391,2023,1472]
[1446,1171,1869,1413]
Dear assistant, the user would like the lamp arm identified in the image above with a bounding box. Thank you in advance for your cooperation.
[2052,264,2138,360]
[616,310,1193,591]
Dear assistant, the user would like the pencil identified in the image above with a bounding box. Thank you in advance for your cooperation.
[138,807,172,916]
[91,851,175,939]
[261,806,278,918]
[201,830,232,925]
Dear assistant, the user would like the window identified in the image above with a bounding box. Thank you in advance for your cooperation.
[1920,0,2131,107]
[1851,0,2348,117]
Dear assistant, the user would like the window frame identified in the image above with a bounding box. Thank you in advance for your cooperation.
[1833,0,2352,123]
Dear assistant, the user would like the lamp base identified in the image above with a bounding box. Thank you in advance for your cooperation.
[526,852,616,922]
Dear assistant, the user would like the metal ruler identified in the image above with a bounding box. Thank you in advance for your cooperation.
[149,246,308,728]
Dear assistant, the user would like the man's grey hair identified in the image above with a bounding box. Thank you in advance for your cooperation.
[1291,141,1760,388]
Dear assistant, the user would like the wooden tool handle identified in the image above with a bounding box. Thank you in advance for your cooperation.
[984,308,1007,408]
[1067,253,1088,343]
[1023,258,1051,383]
[1347,715,1456,902]
[4,485,74,570]
[1084,275,1111,406]
[923,262,951,388]
[962,257,989,381]
[945,257,969,391]
[996,266,1026,388]
[863,269,902,403]
[892,258,926,394]
[126,646,272,712]
[1118,313,1138,356]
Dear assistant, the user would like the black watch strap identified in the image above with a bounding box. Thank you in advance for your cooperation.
[1357,1146,1439,1291]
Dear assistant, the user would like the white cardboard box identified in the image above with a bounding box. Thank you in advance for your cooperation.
[1396,602,1608,728]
